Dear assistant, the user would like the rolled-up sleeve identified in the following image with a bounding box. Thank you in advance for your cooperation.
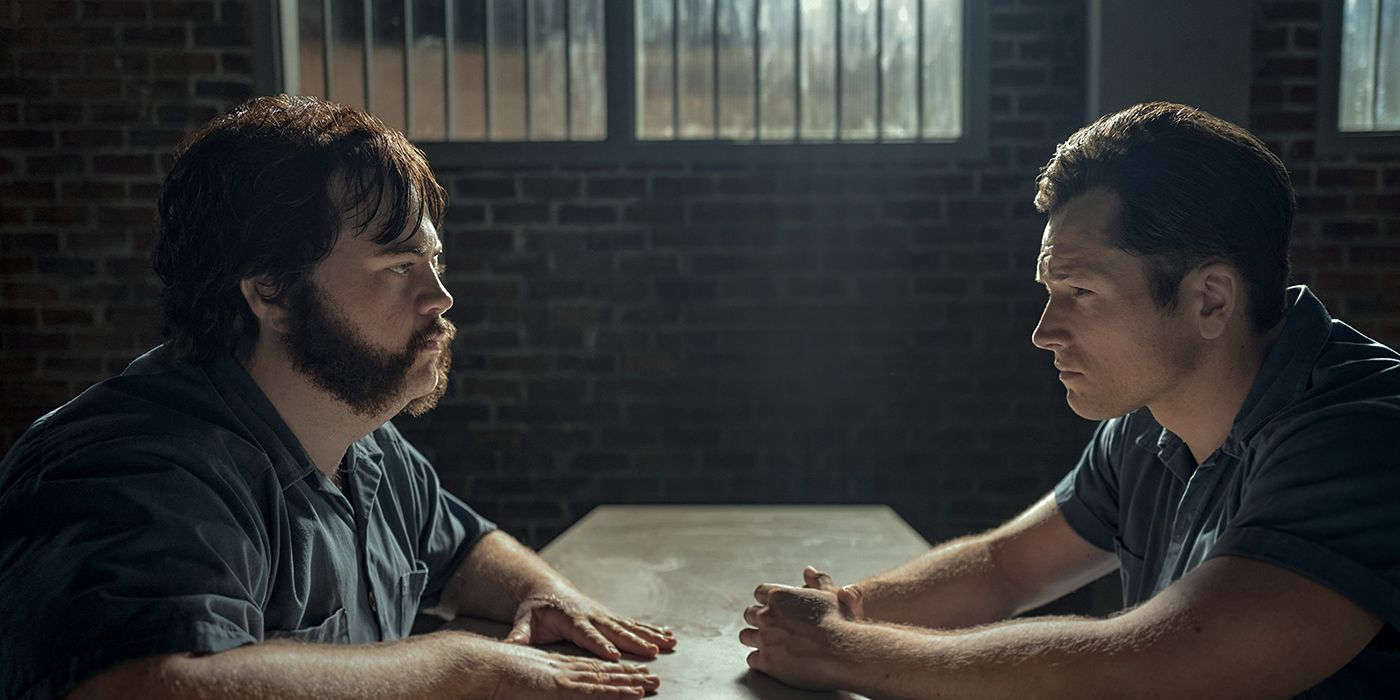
[1208,409,1400,629]
[1054,418,1124,553]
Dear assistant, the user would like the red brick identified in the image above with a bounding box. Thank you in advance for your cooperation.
[1317,167,1378,188]
[60,129,123,148]
[26,154,84,176]
[0,130,57,149]
[94,154,154,176]
[121,26,187,46]
[19,51,80,72]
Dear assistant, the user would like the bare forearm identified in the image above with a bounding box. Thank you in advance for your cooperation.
[855,533,1020,628]
[70,631,501,700]
[827,616,1151,700]
[440,530,574,621]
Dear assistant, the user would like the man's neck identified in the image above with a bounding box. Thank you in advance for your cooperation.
[240,341,390,478]
[1150,322,1285,466]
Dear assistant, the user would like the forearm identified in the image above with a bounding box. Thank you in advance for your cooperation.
[71,631,502,700]
[828,615,1153,700]
[855,533,1021,628]
[439,530,575,622]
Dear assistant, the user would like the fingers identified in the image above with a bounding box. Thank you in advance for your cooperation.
[616,618,676,651]
[837,584,866,619]
[558,660,659,698]
[596,618,660,659]
[562,617,622,661]
[753,583,779,604]
[803,566,836,592]
[738,627,761,648]
[746,649,766,673]
[742,604,762,627]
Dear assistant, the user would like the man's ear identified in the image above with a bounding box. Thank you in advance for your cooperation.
[1187,262,1239,341]
[238,276,291,334]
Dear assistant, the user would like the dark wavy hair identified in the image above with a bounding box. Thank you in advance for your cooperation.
[153,94,447,363]
[1034,102,1294,333]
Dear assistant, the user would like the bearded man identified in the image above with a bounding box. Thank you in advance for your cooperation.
[0,95,673,700]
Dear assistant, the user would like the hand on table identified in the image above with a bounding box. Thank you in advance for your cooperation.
[505,588,677,661]
[802,565,866,620]
[738,582,852,691]
[485,642,660,699]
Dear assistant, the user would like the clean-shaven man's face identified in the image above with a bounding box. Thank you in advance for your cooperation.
[1030,188,1203,420]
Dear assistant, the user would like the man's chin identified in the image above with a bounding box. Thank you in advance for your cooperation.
[1065,392,1136,421]
[400,370,449,417]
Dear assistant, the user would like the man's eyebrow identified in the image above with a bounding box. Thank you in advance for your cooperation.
[376,237,443,258]
[1034,258,1100,283]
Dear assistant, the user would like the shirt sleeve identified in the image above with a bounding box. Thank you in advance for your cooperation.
[377,423,497,611]
[1053,417,1125,553]
[0,432,267,700]
[1207,408,1400,629]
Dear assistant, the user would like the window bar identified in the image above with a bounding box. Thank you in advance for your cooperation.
[564,0,573,139]
[1371,0,1384,128]
[444,0,454,140]
[523,0,532,141]
[712,0,720,138]
[321,0,333,100]
[672,0,680,139]
[363,0,374,116]
[793,0,801,141]
[916,0,924,141]
[753,0,761,141]
[834,0,842,140]
[404,0,415,135]
[875,0,884,141]
[483,0,493,140]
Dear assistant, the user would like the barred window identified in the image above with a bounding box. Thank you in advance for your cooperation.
[1339,0,1399,132]
[261,0,976,148]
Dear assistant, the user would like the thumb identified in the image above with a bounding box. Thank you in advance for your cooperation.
[504,613,533,645]
[836,585,865,618]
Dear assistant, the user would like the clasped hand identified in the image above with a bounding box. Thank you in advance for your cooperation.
[738,566,865,690]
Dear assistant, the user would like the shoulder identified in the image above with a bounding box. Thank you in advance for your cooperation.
[1,349,274,501]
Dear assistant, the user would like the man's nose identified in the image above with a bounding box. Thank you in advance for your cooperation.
[1031,299,1065,350]
[420,272,453,316]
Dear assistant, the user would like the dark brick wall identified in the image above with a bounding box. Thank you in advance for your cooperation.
[3,0,1397,550]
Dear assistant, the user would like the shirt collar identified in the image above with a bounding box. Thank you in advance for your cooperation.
[204,353,320,490]
[1228,285,1332,449]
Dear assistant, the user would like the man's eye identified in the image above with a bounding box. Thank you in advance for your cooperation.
[1071,286,1092,297]
[388,262,413,275]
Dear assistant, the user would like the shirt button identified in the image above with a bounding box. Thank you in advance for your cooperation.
[368,589,378,613]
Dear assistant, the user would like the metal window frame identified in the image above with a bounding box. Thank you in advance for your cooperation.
[253,0,988,164]
[1316,0,1400,155]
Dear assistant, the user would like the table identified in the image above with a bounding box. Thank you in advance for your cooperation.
[452,505,931,699]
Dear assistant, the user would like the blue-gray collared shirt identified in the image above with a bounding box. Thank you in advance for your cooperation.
[1056,285,1400,697]
[0,346,495,700]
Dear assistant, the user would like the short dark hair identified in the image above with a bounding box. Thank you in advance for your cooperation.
[1034,101,1294,333]
[153,94,447,363]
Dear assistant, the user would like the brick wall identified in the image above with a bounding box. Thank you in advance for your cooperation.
[3,0,1397,550]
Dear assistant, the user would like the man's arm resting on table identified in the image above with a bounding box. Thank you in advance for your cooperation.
[847,493,1117,628]
[435,530,676,659]
[68,630,658,700]
[762,556,1383,700]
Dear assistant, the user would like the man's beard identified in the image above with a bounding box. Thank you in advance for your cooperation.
[281,281,454,419]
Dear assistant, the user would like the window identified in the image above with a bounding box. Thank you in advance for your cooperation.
[254,1,985,157]
[1338,0,1398,132]
[1319,0,1400,152]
